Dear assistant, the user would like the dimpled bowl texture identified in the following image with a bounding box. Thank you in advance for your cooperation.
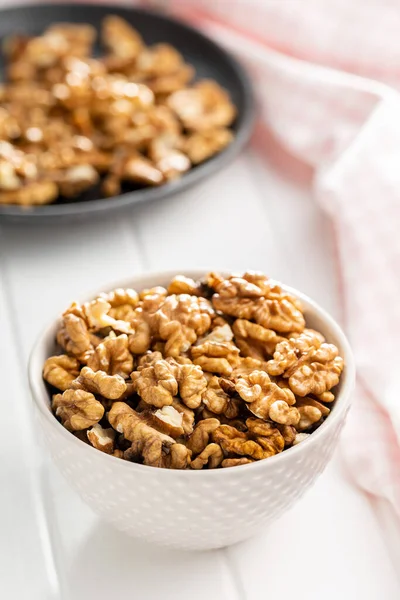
[29,271,355,550]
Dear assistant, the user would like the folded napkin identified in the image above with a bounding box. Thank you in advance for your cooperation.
[158,0,400,516]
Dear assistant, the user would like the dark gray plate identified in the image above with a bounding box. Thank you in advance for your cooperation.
[0,3,255,223]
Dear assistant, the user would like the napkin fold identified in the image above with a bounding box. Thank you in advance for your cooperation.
[160,0,400,518]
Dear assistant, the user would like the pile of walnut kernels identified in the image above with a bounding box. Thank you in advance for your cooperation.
[43,272,345,469]
[0,16,236,205]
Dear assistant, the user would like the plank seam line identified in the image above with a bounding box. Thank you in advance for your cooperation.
[0,232,65,600]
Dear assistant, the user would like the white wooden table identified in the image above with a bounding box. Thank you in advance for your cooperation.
[1,151,399,599]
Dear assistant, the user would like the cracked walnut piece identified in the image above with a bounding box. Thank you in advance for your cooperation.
[46,270,345,469]
[87,423,115,454]
[65,298,134,335]
[100,288,139,321]
[266,330,344,396]
[43,354,80,390]
[202,375,231,414]
[163,444,191,469]
[236,370,299,425]
[132,359,177,408]
[87,333,133,378]
[73,366,127,400]
[190,443,223,469]
[109,402,175,467]
[147,405,185,438]
[57,313,94,363]
[213,420,284,460]
[132,354,207,408]
[52,389,104,431]
[153,294,214,356]
[191,339,240,376]
[211,272,305,333]
[186,418,220,455]
[233,319,283,361]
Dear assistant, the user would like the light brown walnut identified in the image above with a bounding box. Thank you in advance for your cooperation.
[190,443,223,469]
[102,15,143,60]
[139,286,167,311]
[149,136,190,181]
[289,356,344,397]
[209,272,266,319]
[276,424,297,445]
[52,389,104,431]
[128,308,152,354]
[134,43,186,78]
[137,351,163,370]
[191,339,240,376]
[177,362,207,409]
[57,164,99,197]
[148,405,185,438]
[0,180,58,205]
[109,402,175,467]
[231,357,270,380]
[314,391,335,403]
[65,298,134,334]
[171,399,195,435]
[148,65,194,96]
[209,271,270,297]
[265,330,343,397]
[164,443,191,469]
[266,330,326,376]
[201,323,234,343]
[184,128,233,164]
[153,294,214,356]
[295,397,330,431]
[268,400,300,426]
[131,359,177,407]
[87,423,115,454]
[200,406,246,430]
[167,80,236,131]
[202,376,230,414]
[288,328,325,344]
[43,354,80,390]
[100,287,139,321]
[233,319,283,361]
[57,313,94,363]
[212,295,255,320]
[87,333,133,379]
[213,420,284,460]
[167,275,201,296]
[186,418,220,455]
[100,287,139,308]
[236,370,297,422]
[73,366,127,400]
[253,297,305,333]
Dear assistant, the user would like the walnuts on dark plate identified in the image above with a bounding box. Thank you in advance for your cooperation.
[0,16,236,205]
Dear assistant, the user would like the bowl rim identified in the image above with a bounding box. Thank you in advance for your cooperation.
[28,269,355,476]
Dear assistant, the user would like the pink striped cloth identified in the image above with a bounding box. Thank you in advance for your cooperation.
[157,0,400,513]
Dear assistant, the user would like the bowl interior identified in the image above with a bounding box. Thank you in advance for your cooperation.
[29,270,355,472]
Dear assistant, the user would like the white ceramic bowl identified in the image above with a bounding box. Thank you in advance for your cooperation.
[29,271,355,550]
